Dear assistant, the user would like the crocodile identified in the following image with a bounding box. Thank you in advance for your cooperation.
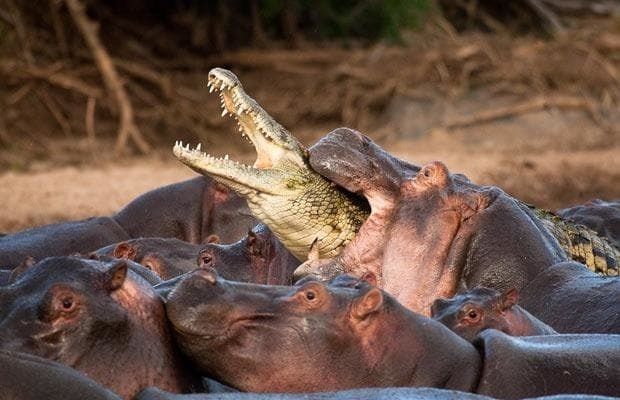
[173,68,618,275]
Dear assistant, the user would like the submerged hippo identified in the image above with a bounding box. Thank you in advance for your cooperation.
[197,223,300,285]
[0,350,121,400]
[165,270,620,398]
[94,237,206,280]
[296,131,566,314]
[431,287,556,341]
[0,257,201,399]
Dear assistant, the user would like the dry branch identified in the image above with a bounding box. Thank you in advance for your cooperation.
[85,96,96,145]
[444,95,591,129]
[64,0,150,154]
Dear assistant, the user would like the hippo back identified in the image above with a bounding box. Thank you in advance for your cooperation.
[474,329,620,399]
[0,350,121,400]
[519,262,620,333]
[0,217,129,268]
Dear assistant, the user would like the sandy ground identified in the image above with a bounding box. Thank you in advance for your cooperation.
[1,117,618,234]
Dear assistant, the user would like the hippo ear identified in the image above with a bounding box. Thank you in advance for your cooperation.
[204,234,221,244]
[360,271,377,287]
[307,238,320,262]
[500,288,519,310]
[104,261,128,291]
[430,297,450,317]
[353,288,383,320]
[9,256,37,283]
[113,242,137,260]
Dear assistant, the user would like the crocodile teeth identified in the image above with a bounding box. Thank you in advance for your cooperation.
[221,109,228,117]
[196,143,201,151]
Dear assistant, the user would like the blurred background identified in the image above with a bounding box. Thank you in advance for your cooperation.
[0,0,618,232]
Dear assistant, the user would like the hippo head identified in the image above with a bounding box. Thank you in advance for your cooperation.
[166,269,387,392]
[430,287,519,341]
[0,257,129,362]
[109,238,202,280]
[198,224,299,285]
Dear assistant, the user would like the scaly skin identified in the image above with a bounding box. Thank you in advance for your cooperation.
[174,68,618,274]
[173,68,368,260]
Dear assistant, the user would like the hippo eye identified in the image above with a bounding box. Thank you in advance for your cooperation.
[61,297,74,311]
[423,168,431,177]
[305,291,316,301]
[201,254,213,266]
[143,262,153,271]
[464,309,480,322]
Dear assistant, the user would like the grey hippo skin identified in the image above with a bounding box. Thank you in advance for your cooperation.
[558,199,620,249]
[197,223,300,285]
[519,261,620,333]
[0,176,257,269]
[0,257,202,399]
[0,217,129,268]
[165,270,620,398]
[297,129,565,315]
[474,330,620,399]
[134,388,619,400]
[166,269,481,393]
[94,237,205,280]
[135,387,492,400]
[431,287,556,341]
[113,176,257,245]
[0,350,121,400]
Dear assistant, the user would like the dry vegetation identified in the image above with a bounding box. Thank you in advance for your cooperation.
[0,1,618,233]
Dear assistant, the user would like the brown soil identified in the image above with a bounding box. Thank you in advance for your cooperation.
[1,17,619,234]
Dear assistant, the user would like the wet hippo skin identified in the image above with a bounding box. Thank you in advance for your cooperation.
[113,177,257,245]
[198,223,300,285]
[474,330,620,399]
[0,176,257,270]
[0,350,121,400]
[0,256,202,399]
[431,287,556,341]
[519,261,620,333]
[166,269,481,393]
[0,216,130,268]
[297,129,565,315]
[166,270,620,398]
[135,387,493,400]
[94,237,205,280]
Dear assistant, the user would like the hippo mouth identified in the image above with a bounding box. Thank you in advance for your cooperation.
[173,68,307,196]
[170,313,276,341]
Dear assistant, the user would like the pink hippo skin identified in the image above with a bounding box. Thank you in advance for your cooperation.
[296,128,565,316]
[431,287,556,341]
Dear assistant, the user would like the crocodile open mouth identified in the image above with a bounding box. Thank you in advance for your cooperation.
[173,68,305,185]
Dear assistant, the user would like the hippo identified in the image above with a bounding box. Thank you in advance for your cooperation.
[134,388,618,400]
[431,287,556,341]
[0,176,257,270]
[197,223,300,285]
[165,269,620,398]
[0,256,202,399]
[135,387,493,400]
[113,176,257,244]
[166,269,481,393]
[519,261,620,333]
[558,199,620,250]
[94,237,206,280]
[0,350,121,400]
[296,129,566,314]
[0,216,130,268]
